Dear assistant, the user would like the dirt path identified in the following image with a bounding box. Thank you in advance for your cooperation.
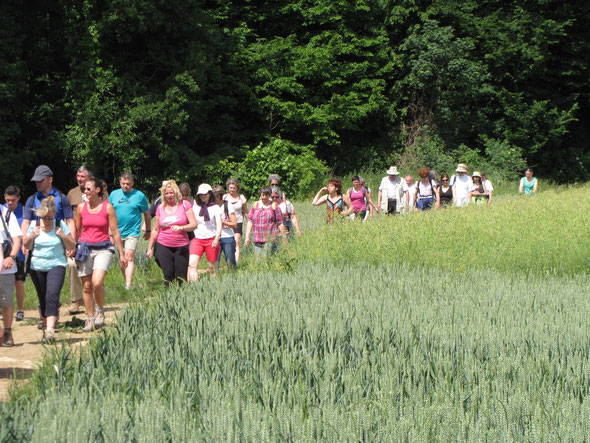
[0,304,126,402]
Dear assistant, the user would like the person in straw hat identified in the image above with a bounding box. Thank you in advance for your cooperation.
[377,166,406,215]
[451,163,474,207]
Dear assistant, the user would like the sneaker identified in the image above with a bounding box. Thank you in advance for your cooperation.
[68,300,84,315]
[43,328,56,343]
[95,308,105,328]
[37,320,45,330]
[15,310,25,322]
[2,330,14,347]
[82,317,95,332]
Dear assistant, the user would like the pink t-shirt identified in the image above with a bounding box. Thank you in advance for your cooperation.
[156,202,190,247]
[349,188,366,213]
[80,202,109,243]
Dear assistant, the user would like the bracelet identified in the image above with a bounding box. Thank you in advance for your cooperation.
[145,230,151,233]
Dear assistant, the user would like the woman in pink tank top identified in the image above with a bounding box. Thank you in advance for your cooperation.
[74,178,126,332]
[146,180,197,286]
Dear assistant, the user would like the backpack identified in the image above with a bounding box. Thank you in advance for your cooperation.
[416,179,437,199]
[32,190,66,223]
[223,200,229,219]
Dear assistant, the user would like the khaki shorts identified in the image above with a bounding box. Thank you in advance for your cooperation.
[0,274,15,308]
[122,236,140,251]
[77,248,115,277]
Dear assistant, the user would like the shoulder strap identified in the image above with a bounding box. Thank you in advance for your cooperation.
[451,175,457,187]
[0,208,12,243]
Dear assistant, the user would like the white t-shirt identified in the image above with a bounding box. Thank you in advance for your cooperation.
[278,201,295,220]
[405,183,416,205]
[218,201,236,239]
[484,179,493,193]
[452,174,474,207]
[379,176,404,200]
[193,203,221,239]
[224,194,247,223]
[1,206,23,275]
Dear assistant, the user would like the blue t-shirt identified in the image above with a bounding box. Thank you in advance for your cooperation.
[109,188,149,238]
[27,220,70,271]
[24,187,74,223]
[2,203,25,261]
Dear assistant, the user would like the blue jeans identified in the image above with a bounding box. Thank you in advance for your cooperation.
[217,237,236,269]
[416,197,434,211]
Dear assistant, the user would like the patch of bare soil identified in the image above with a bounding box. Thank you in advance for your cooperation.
[0,304,125,402]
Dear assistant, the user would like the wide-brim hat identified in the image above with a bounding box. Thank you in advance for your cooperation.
[386,166,399,175]
[456,163,468,173]
[472,171,481,178]
[31,165,53,182]
[197,183,213,195]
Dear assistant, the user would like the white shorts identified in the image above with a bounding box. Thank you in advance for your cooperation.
[77,248,115,277]
[122,236,140,251]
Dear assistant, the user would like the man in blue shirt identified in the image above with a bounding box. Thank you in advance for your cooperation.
[3,186,26,321]
[109,172,151,289]
[21,165,75,237]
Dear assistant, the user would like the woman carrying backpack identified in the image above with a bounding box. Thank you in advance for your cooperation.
[347,176,374,220]
[438,174,453,207]
[471,172,487,204]
[223,178,248,263]
[412,168,440,211]
[213,185,237,269]
[312,179,353,225]
[23,196,76,342]
[271,187,301,238]
[245,186,287,255]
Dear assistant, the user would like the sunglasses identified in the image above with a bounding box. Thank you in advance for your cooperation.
[41,216,54,220]
[442,179,449,182]
[271,195,280,199]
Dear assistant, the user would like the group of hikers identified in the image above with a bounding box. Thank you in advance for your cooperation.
[0,163,538,346]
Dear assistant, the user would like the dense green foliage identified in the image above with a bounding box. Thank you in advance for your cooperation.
[2,185,590,440]
[2,1,589,192]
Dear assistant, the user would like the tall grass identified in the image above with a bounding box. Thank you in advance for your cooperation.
[281,184,590,275]
[2,263,590,440]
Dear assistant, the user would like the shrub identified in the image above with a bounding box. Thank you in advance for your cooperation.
[236,137,329,199]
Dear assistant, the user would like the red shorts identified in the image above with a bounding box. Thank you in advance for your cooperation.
[189,237,220,262]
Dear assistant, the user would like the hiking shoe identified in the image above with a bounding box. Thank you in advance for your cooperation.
[95,308,105,328]
[15,310,25,321]
[68,300,84,314]
[2,330,14,347]
[43,328,56,343]
[37,320,45,330]
[82,317,95,332]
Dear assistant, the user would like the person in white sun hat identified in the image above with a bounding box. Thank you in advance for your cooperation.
[451,163,474,207]
[377,166,406,215]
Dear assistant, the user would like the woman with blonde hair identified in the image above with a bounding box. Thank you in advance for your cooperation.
[75,178,126,332]
[24,197,76,342]
[146,180,197,286]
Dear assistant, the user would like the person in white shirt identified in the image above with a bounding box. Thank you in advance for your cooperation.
[451,163,474,207]
[481,172,493,204]
[403,175,416,212]
[0,204,23,347]
[377,166,405,215]
[188,184,222,282]
[213,185,237,270]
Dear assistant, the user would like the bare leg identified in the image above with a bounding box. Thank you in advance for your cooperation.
[207,261,217,278]
[188,254,201,282]
[124,249,136,288]
[46,315,58,330]
[15,280,24,310]
[82,276,95,317]
[92,269,108,307]
[234,233,242,262]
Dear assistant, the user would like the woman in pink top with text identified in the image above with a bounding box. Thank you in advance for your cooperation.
[74,178,126,332]
[146,180,197,286]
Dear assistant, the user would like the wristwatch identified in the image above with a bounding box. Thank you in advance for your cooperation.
[9,255,17,260]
